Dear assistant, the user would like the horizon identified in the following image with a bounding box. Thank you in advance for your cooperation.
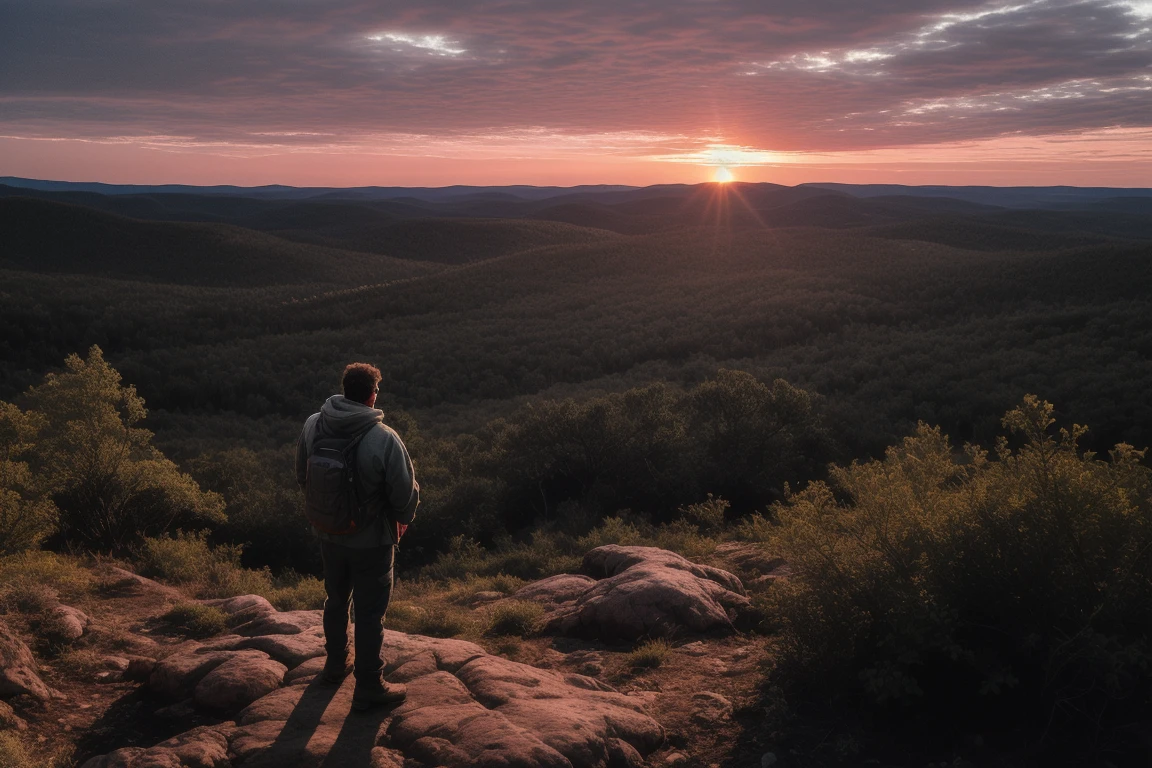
[6,175,1152,194]
[2,1,1151,187]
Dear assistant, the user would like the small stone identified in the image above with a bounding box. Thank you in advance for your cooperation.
[665,751,689,766]
[0,700,28,731]
[49,605,90,641]
[122,657,155,683]
[579,661,604,676]
[761,751,778,767]
[690,691,733,724]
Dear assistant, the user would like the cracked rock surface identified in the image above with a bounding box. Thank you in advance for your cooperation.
[84,599,664,768]
[518,546,751,640]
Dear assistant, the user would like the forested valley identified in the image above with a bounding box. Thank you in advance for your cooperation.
[3,178,1152,765]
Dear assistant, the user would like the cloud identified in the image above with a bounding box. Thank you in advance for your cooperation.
[0,0,1149,174]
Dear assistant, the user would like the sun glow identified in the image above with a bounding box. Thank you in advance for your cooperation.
[714,166,735,183]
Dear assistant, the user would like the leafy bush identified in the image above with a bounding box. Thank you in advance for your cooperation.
[162,603,228,638]
[627,639,672,669]
[731,512,773,542]
[0,551,90,610]
[266,572,326,611]
[135,531,274,598]
[678,494,729,533]
[486,600,545,637]
[0,403,56,554]
[18,347,224,550]
[767,396,1152,755]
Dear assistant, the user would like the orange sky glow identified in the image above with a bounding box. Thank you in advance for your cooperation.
[2,0,1150,188]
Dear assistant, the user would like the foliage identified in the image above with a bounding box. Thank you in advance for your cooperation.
[486,600,545,638]
[187,446,317,573]
[0,402,56,554]
[0,551,90,610]
[627,639,672,669]
[135,531,270,598]
[162,603,228,638]
[18,347,224,550]
[678,494,729,533]
[0,733,32,768]
[767,396,1152,754]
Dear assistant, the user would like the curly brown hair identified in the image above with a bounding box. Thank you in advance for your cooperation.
[341,362,381,403]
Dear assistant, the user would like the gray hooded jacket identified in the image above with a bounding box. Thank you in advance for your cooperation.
[295,395,420,548]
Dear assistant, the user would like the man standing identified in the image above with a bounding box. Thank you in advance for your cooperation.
[295,363,419,710]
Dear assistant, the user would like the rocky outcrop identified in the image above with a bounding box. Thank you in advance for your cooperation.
[0,699,27,731]
[45,604,90,643]
[512,574,596,609]
[512,546,751,640]
[81,726,232,768]
[0,619,51,701]
[87,601,665,768]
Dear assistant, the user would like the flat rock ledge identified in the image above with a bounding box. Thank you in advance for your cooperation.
[84,599,664,768]
[512,545,751,640]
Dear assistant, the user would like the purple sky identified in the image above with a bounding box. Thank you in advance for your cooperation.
[1,0,1150,185]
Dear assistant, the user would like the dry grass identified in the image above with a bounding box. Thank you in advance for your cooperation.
[627,638,672,669]
[485,600,544,638]
[162,603,228,638]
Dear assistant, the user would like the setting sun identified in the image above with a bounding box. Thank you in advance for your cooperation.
[714,166,735,183]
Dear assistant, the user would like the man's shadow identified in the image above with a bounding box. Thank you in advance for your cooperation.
[247,676,400,767]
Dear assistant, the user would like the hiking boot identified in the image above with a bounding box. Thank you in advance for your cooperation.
[351,680,407,711]
[321,657,354,684]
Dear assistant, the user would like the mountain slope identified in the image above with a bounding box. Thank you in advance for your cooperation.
[0,197,439,286]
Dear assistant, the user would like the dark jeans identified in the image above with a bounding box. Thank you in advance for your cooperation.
[320,541,395,683]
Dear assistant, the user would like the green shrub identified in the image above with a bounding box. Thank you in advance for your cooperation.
[627,638,672,669]
[731,512,774,542]
[678,494,729,533]
[0,402,56,554]
[650,518,718,558]
[20,347,224,550]
[486,600,545,637]
[267,573,326,611]
[574,516,646,550]
[0,551,90,609]
[135,531,275,598]
[767,396,1152,754]
[412,607,475,638]
[162,603,228,638]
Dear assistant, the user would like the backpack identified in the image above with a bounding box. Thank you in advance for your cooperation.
[303,422,376,535]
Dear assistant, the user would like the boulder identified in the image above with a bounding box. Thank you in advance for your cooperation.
[690,691,733,724]
[234,610,322,637]
[88,608,666,768]
[542,546,751,640]
[203,629,325,669]
[0,699,27,731]
[46,605,90,642]
[122,657,155,683]
[202,595,277,627]
[79,725,231,768]
[194,655,287,712]
[582,545,746,595]
[0,620,51,700]
[511,574,596,609]
[93,565,183,601]
[148,645,270,701]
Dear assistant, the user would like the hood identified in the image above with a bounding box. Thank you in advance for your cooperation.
[317,395,384,438]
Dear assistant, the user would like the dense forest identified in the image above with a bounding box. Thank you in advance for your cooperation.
[3,178,1152,764]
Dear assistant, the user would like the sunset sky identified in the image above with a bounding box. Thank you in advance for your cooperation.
[1,0,1150,187]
